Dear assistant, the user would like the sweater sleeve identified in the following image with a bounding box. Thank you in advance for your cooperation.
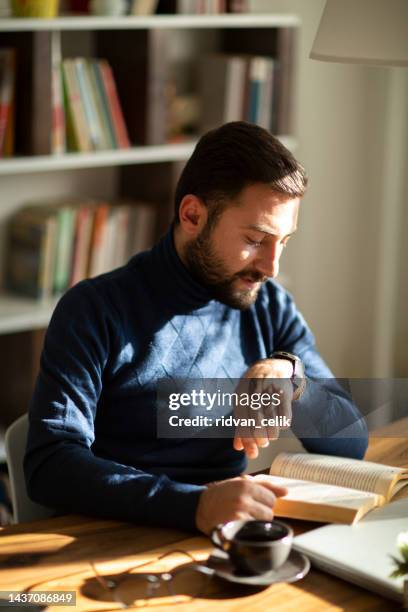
[23,281,205,531]
[271,285,368,459]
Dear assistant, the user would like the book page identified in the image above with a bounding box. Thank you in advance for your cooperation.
[390,477,408,499]
[258,474,380,510]
[270,452,405,498]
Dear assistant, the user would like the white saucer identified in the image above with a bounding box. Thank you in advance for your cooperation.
[207,549,310,586]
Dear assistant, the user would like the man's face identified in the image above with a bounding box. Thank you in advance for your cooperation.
[183,183,300,309]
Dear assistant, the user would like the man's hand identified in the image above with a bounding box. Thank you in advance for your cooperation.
[233,358,294,459]
[195,475,288,535]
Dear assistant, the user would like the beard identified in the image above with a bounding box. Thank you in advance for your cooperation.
[183,222,268,310]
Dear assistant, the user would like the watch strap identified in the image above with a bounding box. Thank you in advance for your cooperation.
[269,351,306,400]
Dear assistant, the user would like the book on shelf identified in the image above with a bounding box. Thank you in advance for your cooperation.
[74,58,107,151]
[62,59,93,152]
[6,198,158,300]
[98,204,133,275]
[96,29,169,146]
[177,0,254,13]
[212,26,296,135]
[157,0,247,12]
[0,35,130,157]
[62,57,130,153]
[51,33,66,154]
[177,0,226,13]
[275,27,296,135]
[248,56,275,130]
[70,200,95,287]
[226,0,248,11]
[0,48,16,158]
[110,204,131,269]
[85,200,157,276]
[87,60,116,150]
[41,200,78,295]
[86,200,109,277]
[6,206,57,299]
[31,32,66,156]
[69,0,159,15]
[200,54,246,131]
[130,0,159,15]
[97,59,130,149]
[200,53,277,134]
[261,452,408,525]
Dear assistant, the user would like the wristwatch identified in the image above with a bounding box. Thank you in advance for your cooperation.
[269,351,306,401]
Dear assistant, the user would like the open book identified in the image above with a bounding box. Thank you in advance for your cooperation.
[263,452,408,525]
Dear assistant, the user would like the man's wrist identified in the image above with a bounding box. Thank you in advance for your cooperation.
[264,357,293,378]
[269,351,306,400]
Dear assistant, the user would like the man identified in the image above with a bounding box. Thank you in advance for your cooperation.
[24,122,368,535]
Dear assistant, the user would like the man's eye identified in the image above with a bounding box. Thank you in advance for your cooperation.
[246,238,262,247]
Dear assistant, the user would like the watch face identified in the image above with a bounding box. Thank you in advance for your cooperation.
[271,351,304,379]
[270,351,306,400]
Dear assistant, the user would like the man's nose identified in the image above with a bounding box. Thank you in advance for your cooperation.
[255,244,280,279]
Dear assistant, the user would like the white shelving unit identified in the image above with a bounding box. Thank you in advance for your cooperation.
[0,142,196,175]
[0,136,296,176]
[0,14,300,32]
[0,294,60,334]
[0,12,300,336]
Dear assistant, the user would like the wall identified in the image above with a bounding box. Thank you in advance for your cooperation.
[394,161,408,377]
[251,0,407,379]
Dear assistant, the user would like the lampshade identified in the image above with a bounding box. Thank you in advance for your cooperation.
[310,0,408,67]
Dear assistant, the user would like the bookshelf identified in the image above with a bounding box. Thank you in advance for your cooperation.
[0,294,59,334]
[0,136,297,175]
[0,141,197,174]
[0,14,300,32]
[0,11,300,421]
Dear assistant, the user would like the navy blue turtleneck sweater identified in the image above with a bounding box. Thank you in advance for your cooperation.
[24,228,368,531]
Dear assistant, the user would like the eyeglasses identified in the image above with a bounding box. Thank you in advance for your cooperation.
[18,548,215,610]
[89,549,215,608]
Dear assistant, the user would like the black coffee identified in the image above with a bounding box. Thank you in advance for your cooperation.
[235,521,288,543]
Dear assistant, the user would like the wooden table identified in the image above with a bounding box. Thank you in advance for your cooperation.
[0,419,407,611]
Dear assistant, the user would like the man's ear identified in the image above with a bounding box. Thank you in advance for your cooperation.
[178,194,208,238]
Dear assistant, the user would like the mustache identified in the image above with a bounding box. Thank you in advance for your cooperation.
[235,270,269,283]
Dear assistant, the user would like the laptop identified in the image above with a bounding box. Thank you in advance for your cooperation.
[293,498,408,603]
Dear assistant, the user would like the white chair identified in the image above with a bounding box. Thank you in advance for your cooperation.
[5,413,54,524]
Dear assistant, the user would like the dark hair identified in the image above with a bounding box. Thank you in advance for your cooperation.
[174,121,308,224]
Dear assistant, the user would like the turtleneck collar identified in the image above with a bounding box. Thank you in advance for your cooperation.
[143,224,216,313]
